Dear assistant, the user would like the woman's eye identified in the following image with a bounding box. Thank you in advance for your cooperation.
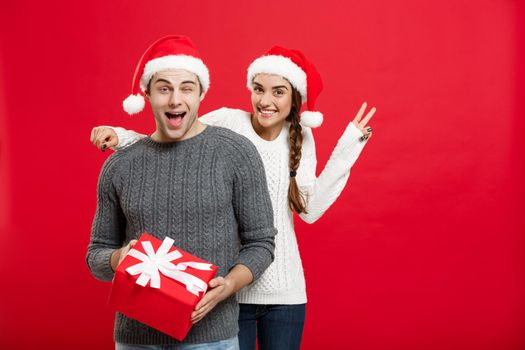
[274,89,284,96]
[254,87,263,93]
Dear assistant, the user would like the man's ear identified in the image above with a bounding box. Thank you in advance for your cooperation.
[144,91,150,101]
[199,91,206,102]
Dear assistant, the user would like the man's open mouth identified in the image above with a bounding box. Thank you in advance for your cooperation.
[165,111,186,127]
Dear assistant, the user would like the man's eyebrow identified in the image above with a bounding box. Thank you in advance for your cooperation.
[153,78,172,85]
[153,79,197,86]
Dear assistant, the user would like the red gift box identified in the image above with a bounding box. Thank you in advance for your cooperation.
[109,232,218,340]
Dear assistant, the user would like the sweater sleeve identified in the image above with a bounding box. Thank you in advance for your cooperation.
[85,155,127,281]
[199,107,235,128]
[111,127,147,151]
[229,139,276,281]
[109,108,231,150]
[298,122,368,224]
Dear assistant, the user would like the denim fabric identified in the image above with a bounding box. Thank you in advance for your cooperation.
[116,336,239,350]
[238,304,306,350]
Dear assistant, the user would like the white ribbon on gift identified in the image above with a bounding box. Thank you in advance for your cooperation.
[125,237,213,296]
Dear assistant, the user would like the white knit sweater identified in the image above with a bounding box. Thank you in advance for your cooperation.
[112,107,367,305]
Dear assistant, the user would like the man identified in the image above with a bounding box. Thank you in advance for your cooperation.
[86,35,276,349]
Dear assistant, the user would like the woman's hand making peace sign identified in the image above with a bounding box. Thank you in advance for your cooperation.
[352,102,376,142]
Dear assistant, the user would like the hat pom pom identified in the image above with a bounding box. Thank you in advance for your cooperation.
[123,94,145,115]
[300,111,323,128]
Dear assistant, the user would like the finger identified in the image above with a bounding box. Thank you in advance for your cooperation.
[124,240,136,252]
[97,140,106,152]
[107,135,118,148]
[118,245,134,263]
[125,241,137,252]
[192,313,205,324]
[101,129,117,143]
[208,279,218,288]
[192,305,207,318]
[104,131,113,142]
[98,130,110,146]
[117,248,129,265]
[361,126,373,136]
[195,289,218,310]
[94,127,102,141]
[191,305,209,323]
[195,296,210,311]
[94,137,103,150]
[96,133,109,151]
[359,135,369,143]
[99,131,110,144]
[353,102,367,124]
[93,129,103,149]
[359,107,376,128]
[209,276,225,288]
[192,301,217,323]
[100,130,117,150]
[93,127,104,142]
[191,305,208,318]
[92,128,99,146]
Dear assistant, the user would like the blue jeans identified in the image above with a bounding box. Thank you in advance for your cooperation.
[238,304,306,350]
[116,336,239,350]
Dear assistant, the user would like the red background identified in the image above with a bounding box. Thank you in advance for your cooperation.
[1,1,524,349]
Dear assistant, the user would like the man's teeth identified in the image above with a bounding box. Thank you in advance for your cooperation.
[167,112,185,118]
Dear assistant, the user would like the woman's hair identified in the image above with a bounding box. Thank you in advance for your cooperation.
[286,87,308,214]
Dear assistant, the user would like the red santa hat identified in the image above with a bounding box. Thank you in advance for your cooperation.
[123,35,210,115]
[246,46,324,128]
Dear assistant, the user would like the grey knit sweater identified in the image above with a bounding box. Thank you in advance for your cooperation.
[86,126,276,345]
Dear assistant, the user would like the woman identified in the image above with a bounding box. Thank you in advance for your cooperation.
[91,46,376,350]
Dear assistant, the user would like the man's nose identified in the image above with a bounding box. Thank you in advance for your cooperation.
[169,90,182,106]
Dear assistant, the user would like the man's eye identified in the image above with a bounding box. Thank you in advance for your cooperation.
[159,87,170,93]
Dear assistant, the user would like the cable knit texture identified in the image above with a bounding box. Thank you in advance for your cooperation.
[87,126,276,345]
[112,107,367,305]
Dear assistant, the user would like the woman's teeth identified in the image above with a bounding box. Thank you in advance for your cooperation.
[260,109,276,117]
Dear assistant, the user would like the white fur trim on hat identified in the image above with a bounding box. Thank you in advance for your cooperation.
[300,111,323,128]
[247,55,307,99]
[140,55,210,92]
[123,94,146,115]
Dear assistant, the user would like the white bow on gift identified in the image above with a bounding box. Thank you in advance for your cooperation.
[125,237,213,296]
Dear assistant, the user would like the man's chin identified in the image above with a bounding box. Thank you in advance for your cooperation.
[166,129,187,141]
